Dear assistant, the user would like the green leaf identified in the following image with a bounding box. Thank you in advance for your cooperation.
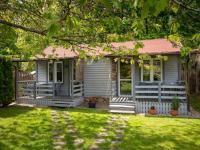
[99,0,113,8]
[153,0,168,16]
[79,0,87,6]
[47,22,60,37]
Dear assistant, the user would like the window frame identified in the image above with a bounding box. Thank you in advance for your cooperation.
[141,59,163,82]
[48,61,64,83]
[55,61,63,83]
[48,62,54,83]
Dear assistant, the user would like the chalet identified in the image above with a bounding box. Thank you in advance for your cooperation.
[15,39,188,114]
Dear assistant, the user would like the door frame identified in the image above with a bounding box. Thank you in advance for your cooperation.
[118,60,134,97]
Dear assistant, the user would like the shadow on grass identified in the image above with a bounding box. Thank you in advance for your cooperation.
[0,105,35,118]
[0,105,53,150]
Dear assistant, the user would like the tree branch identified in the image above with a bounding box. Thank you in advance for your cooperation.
[0,19,46,35]
[172,0,200,12]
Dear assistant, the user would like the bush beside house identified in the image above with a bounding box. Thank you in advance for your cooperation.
[0,59,14,107]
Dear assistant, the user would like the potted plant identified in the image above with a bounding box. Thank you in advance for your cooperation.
[170,96,180,116]
[148,106,157,115]
[86,97,98,108]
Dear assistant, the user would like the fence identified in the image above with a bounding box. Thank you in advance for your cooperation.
[17,80,54,99]
[135,82,186,101]
[135,101,188,115]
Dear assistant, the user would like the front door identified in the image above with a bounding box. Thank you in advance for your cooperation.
[119,61,132,96]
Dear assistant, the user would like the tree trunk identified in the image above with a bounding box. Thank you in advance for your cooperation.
[185,58,190,112]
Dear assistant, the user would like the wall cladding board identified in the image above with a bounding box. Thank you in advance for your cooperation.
[84,59,112,96]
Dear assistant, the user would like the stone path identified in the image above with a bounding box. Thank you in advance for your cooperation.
[63,111,85,149]
[51,109,66,150]
[90,115,129,150]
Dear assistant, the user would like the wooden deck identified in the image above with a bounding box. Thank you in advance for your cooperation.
[17,96,84,107]
[16,80,84,107]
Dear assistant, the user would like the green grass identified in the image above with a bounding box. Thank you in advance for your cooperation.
[190,94,200,112]
[0,106,200,150]
[0,106,53,150]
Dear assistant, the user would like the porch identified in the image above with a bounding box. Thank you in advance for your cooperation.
[109,81,187,114]
[15,58,84,107]
[16,80,84,107]
[109,59,187,114]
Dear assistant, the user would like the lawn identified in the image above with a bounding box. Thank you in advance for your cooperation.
[0,106,200,150]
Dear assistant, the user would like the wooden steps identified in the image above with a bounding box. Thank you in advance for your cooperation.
[109,97,136,114]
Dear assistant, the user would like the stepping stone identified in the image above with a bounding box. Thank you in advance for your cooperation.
[54,135,65,140]
[118,125,126,130]
[100,128,107,132]
[115,129,124,135]
[68,129,77,134]
[106,120,113,124]
[64,118,73,122]
[121,117,129,122]
[53,141,65,146]
[67,124,74,129]
[114,135,123,140]
[95,138,106,144]
[111,140,120,145]
[54,145,62,150]
[53,130,63,136]
[71,134,78,139]
[90,144,99,150]
[74,138,84,146]
[98,132,109,137]
[54,119,61,123]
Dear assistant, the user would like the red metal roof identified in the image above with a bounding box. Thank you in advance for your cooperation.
[111,39,180,55]
[39,39,180,59]
[37,46,78,59]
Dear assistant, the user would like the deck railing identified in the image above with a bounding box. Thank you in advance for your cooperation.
[135,81,186,101]
[17,80,54,99]
[71,80,83,97]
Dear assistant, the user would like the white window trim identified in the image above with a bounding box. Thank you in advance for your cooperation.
[118,60,133,97]
[141,59,163,82]
[55,61,63,83]
[48,61,63,83]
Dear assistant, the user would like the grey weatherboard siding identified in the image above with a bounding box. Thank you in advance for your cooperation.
[83,58,112,97]
[36,55,181,97]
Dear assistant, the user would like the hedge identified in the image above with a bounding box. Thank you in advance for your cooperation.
[0,59,14,107]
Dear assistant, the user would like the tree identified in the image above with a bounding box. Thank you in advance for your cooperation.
[0,59,14,107]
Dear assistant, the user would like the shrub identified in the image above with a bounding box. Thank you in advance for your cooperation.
[171,96,180,111]
[0,59,14,107]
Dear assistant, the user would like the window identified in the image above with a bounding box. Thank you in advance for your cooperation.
[143,60,151,81]
[153,60,161,81]
[141,59,162,82]
[119,62,132,96]
[55,62,63,82]
[48,61,63,83]
[48,62,54,82]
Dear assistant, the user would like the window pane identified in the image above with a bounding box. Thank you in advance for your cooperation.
[56,63,63,82]
[120,62,131,79]
[120,81,132,95]
[143,60,150,81]
[153,60,161,81]
[48,63,53,82]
